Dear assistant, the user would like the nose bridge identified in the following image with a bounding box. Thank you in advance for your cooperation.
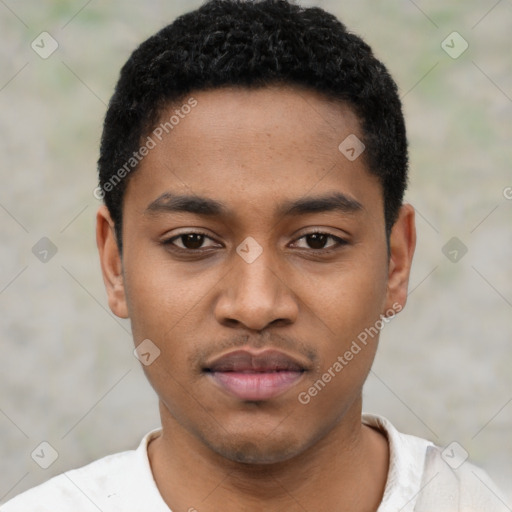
[234,238,281,304]
[214,237,298,329]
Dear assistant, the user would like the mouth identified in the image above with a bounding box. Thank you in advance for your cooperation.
[203,349,307,401]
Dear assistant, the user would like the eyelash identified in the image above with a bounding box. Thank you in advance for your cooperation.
[161,230,348,255]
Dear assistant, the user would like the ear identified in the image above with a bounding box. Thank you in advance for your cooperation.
[383,203,416,315]
[96,205,129,319]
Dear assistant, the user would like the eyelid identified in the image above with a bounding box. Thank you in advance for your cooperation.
[292,227,348,241]
[289,230,348,251]
[162,228,348,253]
[163,230,220,249]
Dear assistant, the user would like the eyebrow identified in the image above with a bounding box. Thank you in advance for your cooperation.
[145,191,364,218]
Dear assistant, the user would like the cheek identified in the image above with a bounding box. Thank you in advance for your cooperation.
[122,257,200,343]
[297,265,387,413]
[306,256,388,336]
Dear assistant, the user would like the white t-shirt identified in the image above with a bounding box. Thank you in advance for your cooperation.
[1,413,507,511]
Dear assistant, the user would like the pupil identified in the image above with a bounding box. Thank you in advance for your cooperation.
[308,233,327,249]
[180,234,328,250]
[183,234,204,249]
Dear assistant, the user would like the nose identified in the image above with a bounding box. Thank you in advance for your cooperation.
[214,248,299,331]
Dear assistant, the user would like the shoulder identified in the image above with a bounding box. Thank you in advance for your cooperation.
[362,413,509,512]
[0,450,133,511]
[417,442,509,511]
[0,430,166,512]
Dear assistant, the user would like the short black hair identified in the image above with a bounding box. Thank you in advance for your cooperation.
[98,0,408,252]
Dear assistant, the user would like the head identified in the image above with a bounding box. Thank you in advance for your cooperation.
[97,0,415,464]
[98,0,408,251]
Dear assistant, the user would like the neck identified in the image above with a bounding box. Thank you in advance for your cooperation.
[148,399,388,512]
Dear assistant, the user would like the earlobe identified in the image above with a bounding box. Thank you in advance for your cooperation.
[384,203,416,314]
[96,205,129,319]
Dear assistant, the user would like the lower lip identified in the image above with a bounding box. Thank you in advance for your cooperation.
[208,371,304,401]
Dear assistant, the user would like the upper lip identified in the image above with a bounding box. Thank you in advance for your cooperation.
[204,349,308,373]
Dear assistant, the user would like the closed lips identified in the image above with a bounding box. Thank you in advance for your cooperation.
[204,349,308,401]
[204,349,307,373]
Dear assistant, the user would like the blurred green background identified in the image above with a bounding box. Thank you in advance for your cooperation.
[1,0,511,503]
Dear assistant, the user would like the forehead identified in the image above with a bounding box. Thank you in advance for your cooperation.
[162,85,363,161]
[125,85,382,224]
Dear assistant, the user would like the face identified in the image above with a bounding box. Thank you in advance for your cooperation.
[97,85,415,464]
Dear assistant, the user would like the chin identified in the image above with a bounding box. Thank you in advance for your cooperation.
[209,433,303,465]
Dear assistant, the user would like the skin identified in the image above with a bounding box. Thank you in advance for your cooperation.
[97,85,416,512]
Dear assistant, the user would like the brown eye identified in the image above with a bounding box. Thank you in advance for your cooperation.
[179,233,206,250]
[293,232,346,251]
[305,233,329,250]
[163,232,218,251]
